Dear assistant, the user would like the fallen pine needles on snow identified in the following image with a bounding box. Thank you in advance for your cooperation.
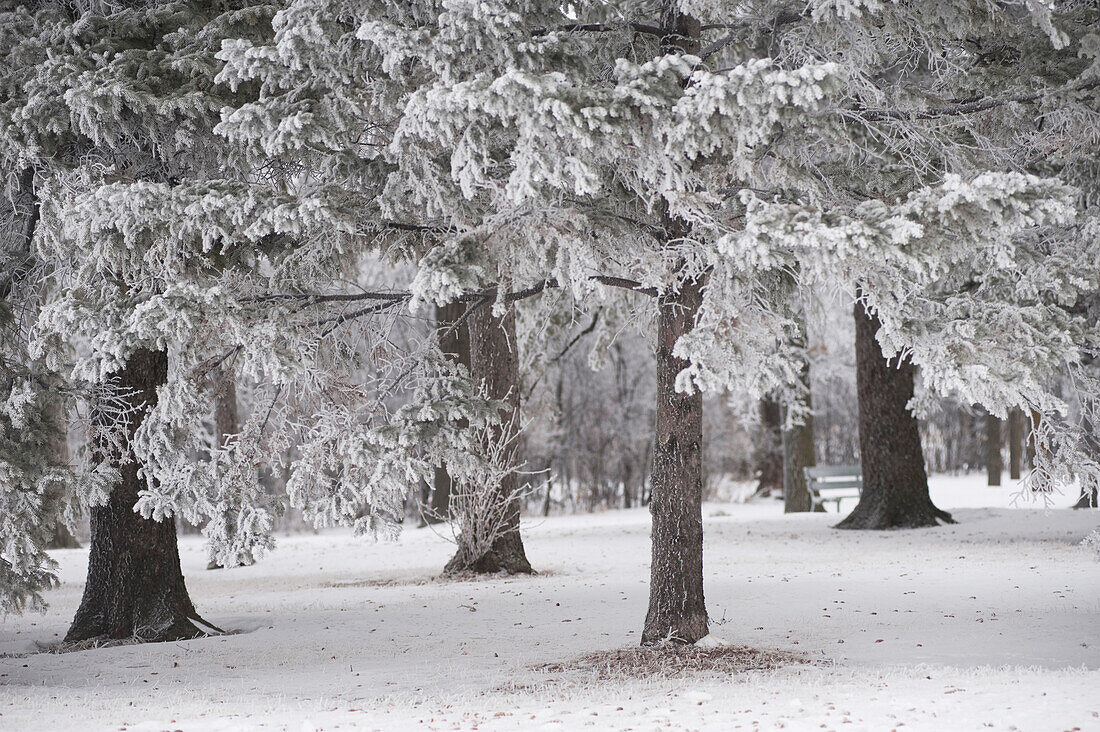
[532,643,818,683]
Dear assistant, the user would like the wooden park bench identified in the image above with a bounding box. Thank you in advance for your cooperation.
[803,465,863,512]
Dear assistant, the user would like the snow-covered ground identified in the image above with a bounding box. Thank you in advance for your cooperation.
[2,474,1097,731]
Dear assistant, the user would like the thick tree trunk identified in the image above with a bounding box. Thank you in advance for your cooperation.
[986,413,1003,486]
[754,396,783,497]
[1007,408,1023,480]
[444,304,532,574]
[642,278,708,645]
[836,302,954,530]
[782,349,819,513]
[66,349,207,643]
[428,301,471,524]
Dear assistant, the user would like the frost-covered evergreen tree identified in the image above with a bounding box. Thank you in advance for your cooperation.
[4,0,1096,647]
[353,0,1098,642]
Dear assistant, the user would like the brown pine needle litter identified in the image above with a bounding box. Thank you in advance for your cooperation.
[534,643,820,682]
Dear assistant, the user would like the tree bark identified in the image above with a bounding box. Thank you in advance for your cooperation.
[836,302,954,530]
[1073,484,1099,508]
[642,277,708,645]
[444,303,532,574]
[214,369,239,445]
[754,396,783,497]
[1007,408,1023,480]
[428,301,471,524]
[985,413,1003,486]
[66,349,208,643]
[782,346,820,513]
[641,10,708,645]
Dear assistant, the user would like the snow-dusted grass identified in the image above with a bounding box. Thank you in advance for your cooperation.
[1,473,1097,731]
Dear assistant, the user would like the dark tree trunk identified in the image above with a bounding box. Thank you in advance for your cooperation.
[47,523,81,550]
[836,302,954,530]
[427,301,471,525]
[214,370,239,445]
[1007,408,1023,480]
[642,277,708,645]
[1073,484,1099,508]
[444,304,532,575]
[782,346,819,513]
[66,349,207,643]
[1075,430,1099,508]
[754,396,783,497]
[986,413,1003,486]
[642,9,707,645]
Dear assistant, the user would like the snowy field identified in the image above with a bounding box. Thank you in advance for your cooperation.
[1,474,1097,732]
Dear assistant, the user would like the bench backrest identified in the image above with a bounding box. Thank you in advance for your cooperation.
[803,464,863,493]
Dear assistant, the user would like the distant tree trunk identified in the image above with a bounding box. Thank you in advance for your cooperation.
[782,343,820,513]
[642,276,708,645]
[1074,431,1099,508]
[66,349,208,643]
[1073,483,1099,508]
[214,370,239,445]
[985,413,1003,486]
[1026,411,1038,471]
[836,302,954,530]
[45,387,80,549]
[622,460,633,509]
[444,303,532,575]
[754,396,783,497]
[206,369,245,570]
[1007,408,1023,480]
[427,301,471,525]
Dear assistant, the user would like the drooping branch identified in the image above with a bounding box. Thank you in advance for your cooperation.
[251,274,657,310]
[852,79,1099,122]
[531,22,665,38]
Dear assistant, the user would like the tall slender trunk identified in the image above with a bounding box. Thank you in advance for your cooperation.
[206,369,244,569]
[66,349,207,643]
[641,9,708,645]
[836,301,954,530]
[46,445,81,549]
[643,276,707,644]
[1007,408,1023,480]
[444,303,532,574]
[1074,431,1099,508]
[426,302,471,524]
[986,413,1003,486]
[754,396,783,497]
[1026,409,1038,470]
[214,369,239,445]
[45,373,80,549]
[782,340,819,513]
